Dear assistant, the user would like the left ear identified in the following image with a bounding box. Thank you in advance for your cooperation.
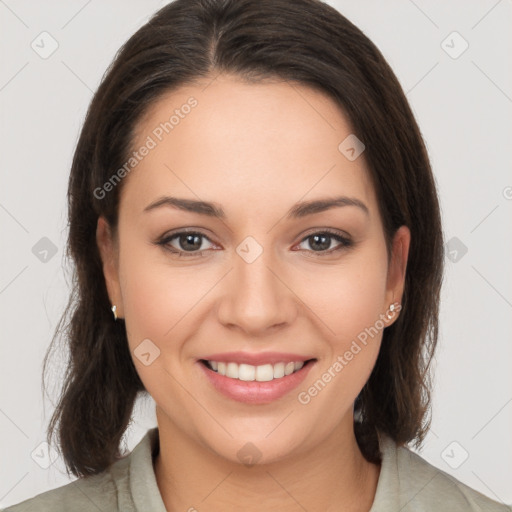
[384,225,410,325]
[96,216,124,318]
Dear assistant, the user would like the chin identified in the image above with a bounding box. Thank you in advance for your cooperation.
[200,428,309,468]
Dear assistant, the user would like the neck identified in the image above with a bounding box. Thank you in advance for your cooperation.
[153,412,381,512]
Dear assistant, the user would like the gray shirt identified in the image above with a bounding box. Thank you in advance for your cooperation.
[3,427,510,511]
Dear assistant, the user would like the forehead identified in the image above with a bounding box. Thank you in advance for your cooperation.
[123,75,377,220]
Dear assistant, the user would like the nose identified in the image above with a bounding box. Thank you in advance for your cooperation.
[216,240,297,336]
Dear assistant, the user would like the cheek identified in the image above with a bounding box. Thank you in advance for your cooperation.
[117,235,187,356]
[117,243,195,407]
[302,246,388,346]
[122,265,176,340]
[117,226,201,335]
[334,269,387,347]
[296,243,388,401]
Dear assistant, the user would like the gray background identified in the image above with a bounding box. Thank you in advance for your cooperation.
[1,0,511,508]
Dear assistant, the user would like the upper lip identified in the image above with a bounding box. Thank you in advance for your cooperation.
[199,351,315,366]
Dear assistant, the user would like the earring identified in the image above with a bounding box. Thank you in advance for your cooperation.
[111,304,118,321]
[386,302,400,320]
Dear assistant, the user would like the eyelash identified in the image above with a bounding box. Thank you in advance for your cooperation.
[156,228,353,258]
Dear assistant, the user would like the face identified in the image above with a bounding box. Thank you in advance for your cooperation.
[97,74,409,465]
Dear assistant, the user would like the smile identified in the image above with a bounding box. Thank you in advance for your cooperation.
[198,357,317,404]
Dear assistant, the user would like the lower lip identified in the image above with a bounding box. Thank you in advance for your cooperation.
[197,360,316,404]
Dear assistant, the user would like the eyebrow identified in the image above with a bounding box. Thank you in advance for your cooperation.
[143,195,369,219]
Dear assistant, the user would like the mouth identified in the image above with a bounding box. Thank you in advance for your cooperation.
[197,357,317,404]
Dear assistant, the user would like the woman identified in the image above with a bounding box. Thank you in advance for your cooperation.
[5,0,510,511]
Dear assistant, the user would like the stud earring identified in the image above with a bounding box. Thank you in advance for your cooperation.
[111,305,118,321]
[386,302,400,320]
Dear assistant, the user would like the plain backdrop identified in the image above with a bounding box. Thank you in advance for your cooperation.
[0,0,511,508]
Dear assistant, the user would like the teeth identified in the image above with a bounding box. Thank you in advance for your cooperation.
[239,364,255,381]
[256,364,274,382]
[207,360,305,381]
[273,362,285,378]
[285,362,295,376]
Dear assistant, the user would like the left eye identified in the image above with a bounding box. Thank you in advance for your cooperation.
[296,231,351,254]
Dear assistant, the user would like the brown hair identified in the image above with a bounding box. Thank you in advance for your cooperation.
[43,0,444,477]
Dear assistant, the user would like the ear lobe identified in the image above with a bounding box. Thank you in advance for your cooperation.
[96,216,123,314]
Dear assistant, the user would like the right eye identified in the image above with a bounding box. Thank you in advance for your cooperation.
[157,230,216,257]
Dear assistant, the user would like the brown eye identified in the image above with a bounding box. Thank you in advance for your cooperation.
[296,230,353,255]
[158,231,215,257]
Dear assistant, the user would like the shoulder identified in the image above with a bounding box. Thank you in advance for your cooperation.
[3,427,164,512]
[377,434,511,512]
[2,454,131,512]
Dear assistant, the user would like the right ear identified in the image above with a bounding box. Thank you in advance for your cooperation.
[96,216,124,318]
